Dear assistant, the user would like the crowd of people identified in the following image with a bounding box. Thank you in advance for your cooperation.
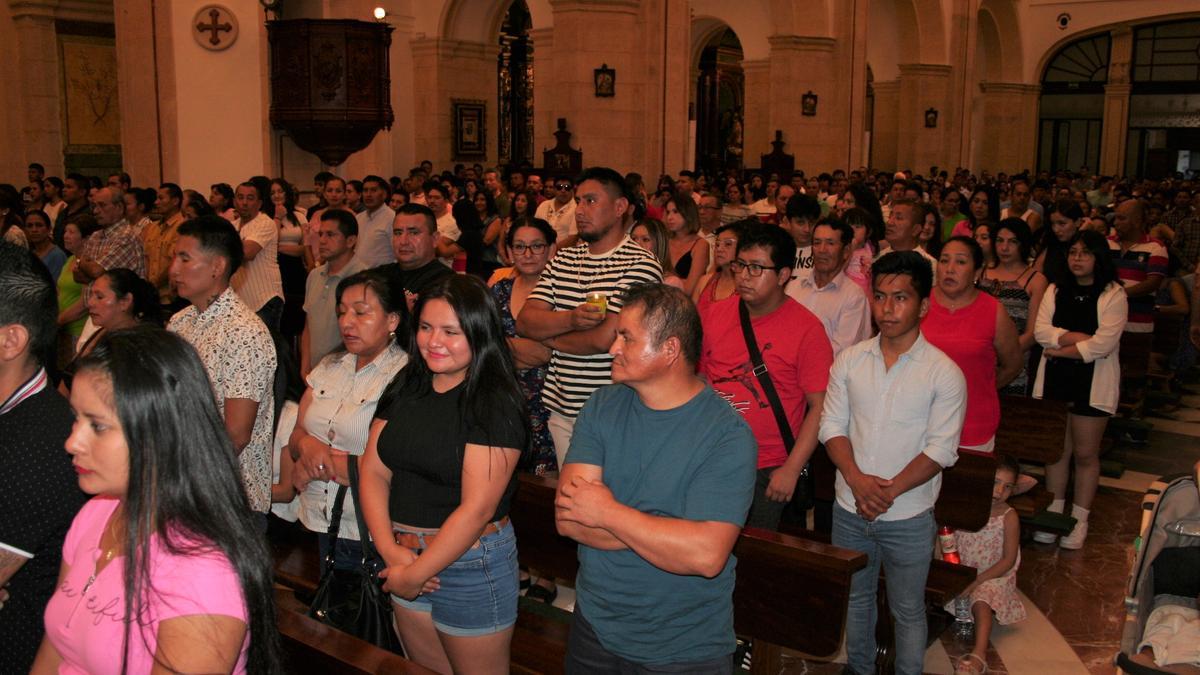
[1,157,1198,675]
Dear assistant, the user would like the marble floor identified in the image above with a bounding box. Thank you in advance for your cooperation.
[774,389,1200,675]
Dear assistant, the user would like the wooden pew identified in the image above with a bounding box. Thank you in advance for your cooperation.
[274,588,436,674]
[995,395,1076,534]
[508,474,869,674]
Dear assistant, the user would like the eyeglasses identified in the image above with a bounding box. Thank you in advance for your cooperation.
[511,242,548,255]
[729,260,780,277]
[698,205,721,210]
[554,184,572,190]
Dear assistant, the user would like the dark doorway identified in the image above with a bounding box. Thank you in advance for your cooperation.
[695,28,744,178]
[498,1,534,166]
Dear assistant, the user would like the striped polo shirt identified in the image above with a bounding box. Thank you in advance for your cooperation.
[1108,234,1167,333]
[529,236,662,417]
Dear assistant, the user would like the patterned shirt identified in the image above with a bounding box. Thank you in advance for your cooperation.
[1108,234,1168,333]
[528,236,662,417]
[80,219,147,279]
[1170,214,1200,270]
[169,288,276,512]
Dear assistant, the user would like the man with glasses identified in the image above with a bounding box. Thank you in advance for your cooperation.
[75,186,146,287]
[699,223,832,531]
[535,176,578,242]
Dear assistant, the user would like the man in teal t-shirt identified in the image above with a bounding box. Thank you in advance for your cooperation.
[556,284,756,672]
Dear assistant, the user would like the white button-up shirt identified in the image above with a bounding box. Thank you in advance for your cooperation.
[819,333,966,521]
[298,343,408,539]
[231,212,283,312]
[786,270,872,356]
[354,204,396,269]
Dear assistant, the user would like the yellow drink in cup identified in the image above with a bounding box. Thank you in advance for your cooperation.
[586,291,608,317]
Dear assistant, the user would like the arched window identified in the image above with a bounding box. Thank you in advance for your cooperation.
[498,1,534,166]
[1038,34,1110,173]
[1126,19,1200,178]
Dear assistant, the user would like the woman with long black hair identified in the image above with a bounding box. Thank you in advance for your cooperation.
[359,275,528,675]
[33,326,281,674]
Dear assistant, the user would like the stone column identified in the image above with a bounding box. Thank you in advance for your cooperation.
[741,58,770,165]
[766,35,839,175]
[1099,27,1133,176]
[871,79,900,171]
[897,63,952,173]
[11,2,65,176]
[114,0,178,185]
[977,82,1039,173]
[411,38,497,169]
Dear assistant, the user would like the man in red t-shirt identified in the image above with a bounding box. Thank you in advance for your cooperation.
[700,223,833,530]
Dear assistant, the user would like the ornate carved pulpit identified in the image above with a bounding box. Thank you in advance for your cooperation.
[541,118,582,180]
[267,19,393,166]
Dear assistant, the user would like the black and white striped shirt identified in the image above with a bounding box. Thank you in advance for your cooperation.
[530,236,662,417]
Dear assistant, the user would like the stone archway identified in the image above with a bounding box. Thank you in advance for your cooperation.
[691,24,745,177]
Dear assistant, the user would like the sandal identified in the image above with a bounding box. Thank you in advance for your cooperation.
[525,582,558,606]
[955,653,988,675]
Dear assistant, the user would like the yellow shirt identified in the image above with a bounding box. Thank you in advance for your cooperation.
[141,211,183,303]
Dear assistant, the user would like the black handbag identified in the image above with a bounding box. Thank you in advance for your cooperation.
[737,299,814,520]
[306,456,405,655]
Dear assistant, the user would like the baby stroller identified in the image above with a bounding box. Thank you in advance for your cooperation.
[1116,469,1200,674]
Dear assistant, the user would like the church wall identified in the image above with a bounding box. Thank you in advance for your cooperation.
[0,1,25,182]
[169,0,271,191]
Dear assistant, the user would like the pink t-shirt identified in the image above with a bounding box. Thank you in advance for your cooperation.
[700,296,833,469]
[921,292,1000,447]
[43,497,249,675]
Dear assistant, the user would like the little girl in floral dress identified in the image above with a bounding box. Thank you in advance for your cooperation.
[946,455,1028,674]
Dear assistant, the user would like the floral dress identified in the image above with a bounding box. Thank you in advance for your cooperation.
[944,507,1027,625]
[490,277,557,475]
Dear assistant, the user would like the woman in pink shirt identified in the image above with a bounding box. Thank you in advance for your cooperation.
[922,236,1024,453]
[32,327,279,674]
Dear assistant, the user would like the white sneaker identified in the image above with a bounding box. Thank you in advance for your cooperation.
[1059,520,1088,550]
[1032,530,1057,544]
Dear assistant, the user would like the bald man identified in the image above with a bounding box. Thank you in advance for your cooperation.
[1108,199,1166,334]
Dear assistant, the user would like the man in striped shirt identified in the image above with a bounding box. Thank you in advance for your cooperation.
[1108,199,1166,334]
[517,167,663,468]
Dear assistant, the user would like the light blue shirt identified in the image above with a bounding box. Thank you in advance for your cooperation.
[819,333,966,521]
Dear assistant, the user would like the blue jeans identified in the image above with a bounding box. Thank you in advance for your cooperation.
[390,522,519,637]
[832,505,935,675]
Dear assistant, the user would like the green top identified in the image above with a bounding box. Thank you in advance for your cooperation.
[942,212,967,241]
[57,255,86,337]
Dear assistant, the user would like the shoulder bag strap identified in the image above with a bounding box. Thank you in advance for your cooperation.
[322,484,349,572]
[347,455,382,563]
[737,299,798,454]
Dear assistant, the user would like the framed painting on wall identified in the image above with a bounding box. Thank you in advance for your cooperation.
[452,99,486,160]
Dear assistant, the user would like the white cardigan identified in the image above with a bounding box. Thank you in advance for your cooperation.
[1032,281,1128,414]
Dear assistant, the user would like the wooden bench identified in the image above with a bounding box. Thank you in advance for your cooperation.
[995,394,1078,535]
[274,588,436,674]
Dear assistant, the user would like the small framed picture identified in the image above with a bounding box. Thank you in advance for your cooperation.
[452,99,487,159]
[594,64,615,97]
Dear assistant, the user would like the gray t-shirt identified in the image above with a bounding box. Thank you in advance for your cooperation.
[302,259,366,371]
[565,383,756,665]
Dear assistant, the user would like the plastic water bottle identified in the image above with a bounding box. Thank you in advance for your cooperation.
[953,597,974,641]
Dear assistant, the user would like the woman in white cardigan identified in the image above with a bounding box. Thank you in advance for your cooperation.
[1031,230,1128,550]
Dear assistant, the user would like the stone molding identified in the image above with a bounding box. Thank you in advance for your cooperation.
[548,0,639,16]
[897,63,952,77]
[10,0,112,23]
[767,35,836,52]
[979,82,1040,95]
[410,37,497,61]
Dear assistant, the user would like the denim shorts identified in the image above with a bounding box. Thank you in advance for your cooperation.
[390,521,519,637]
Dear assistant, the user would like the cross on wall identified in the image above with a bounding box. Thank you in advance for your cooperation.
[197,8,233,47]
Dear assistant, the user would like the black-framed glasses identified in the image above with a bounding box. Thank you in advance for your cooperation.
[729,260,781,277]
[511,242,548,255]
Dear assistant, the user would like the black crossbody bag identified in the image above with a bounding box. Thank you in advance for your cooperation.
[738,299,814,519]
[306,456,405,654]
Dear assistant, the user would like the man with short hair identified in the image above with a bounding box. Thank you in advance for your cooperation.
[820,251,967,675]
[0,243,87,671]
[700,223,831,531]
[27,163,44,184]
[509,169,526,195]
[526,172,544,203]
[881,199,938,271]
[1001,177,1043,231]
[787,219,872,356]
[107,172,132,192]
[759,184,795,226]
[168,216,276,525]
[53,173,96,248]
[143,182,185,307]
[423,180,461,267]
[302,210,365,375]
[751,178,778,218]
[41,177,65,224]
[229,182,284,332]
[1109,199,1167,333]
[698,192,723,240]
[534,176,577,241]
[75,186,146,285]
[557,283,756,674]
[782,193,821,284]
[483,168,511,218]
[675,170,701,204]
[354,175,396,268]
[518,167,663,461]
[307,170,335,220]
[372,203,454,310]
